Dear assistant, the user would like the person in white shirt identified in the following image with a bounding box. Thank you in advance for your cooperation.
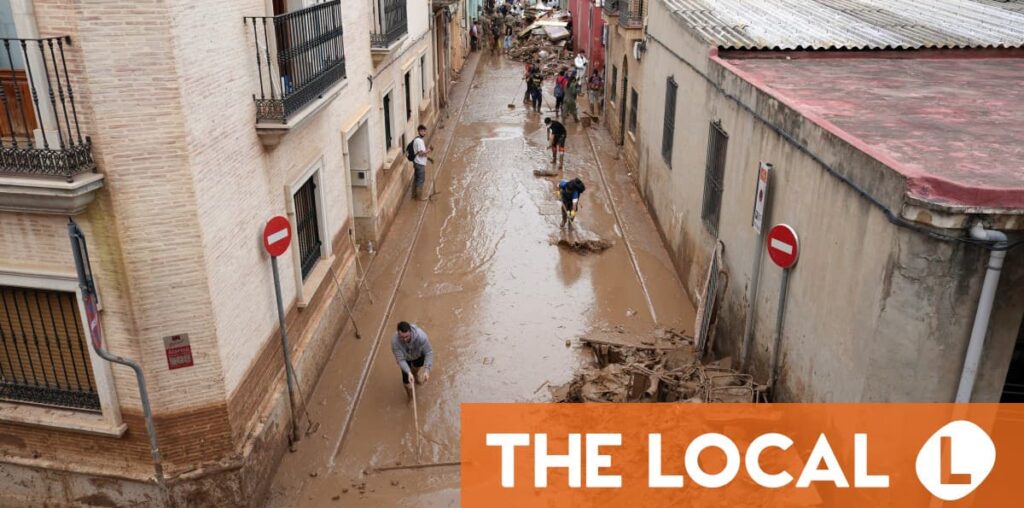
[574,50,588,85]
[412,125,432,200]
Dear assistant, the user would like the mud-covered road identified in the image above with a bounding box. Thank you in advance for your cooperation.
[265,51,695,507]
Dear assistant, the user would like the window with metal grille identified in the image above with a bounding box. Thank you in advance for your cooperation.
[662,77,677,166]
[293,177,323,279]
[610,65,617,104]
[0,286,100,412]
[404,71,412,120]
[420,55,427,98]
[701,120,729,236]
[629,88,638,134]
[383,91,393,149]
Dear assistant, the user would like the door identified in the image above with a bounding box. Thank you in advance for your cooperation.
[619,56,627,145]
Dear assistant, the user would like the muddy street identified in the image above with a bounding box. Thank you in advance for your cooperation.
[264,51,695,507]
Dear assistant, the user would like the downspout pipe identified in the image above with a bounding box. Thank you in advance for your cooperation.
[955,221,1009,403]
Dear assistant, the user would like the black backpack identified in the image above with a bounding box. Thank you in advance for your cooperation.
[406,138,417,162]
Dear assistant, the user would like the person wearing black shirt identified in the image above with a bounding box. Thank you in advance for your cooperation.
[544,117,567,166]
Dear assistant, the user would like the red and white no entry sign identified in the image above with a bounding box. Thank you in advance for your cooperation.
[766,224,799,269]
[263,216,292,257]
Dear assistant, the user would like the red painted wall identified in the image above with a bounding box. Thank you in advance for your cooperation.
[568,0,605,74]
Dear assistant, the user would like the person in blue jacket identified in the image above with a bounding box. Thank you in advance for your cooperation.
[557,177,586,227]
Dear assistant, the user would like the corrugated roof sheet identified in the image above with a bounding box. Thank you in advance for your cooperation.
[665,0,1024,50]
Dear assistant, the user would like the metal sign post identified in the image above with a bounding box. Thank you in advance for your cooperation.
[68,219,165,487]
[263,216,301,447]
[741,162,772,370]
[765,224,800,397]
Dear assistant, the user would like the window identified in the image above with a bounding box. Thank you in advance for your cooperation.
[662,77,677,166]
[420,55,427,98]
[293,176,323,279]
[610,65,617,104]
[0,285,100,412]
[701,121,729,236]
[383,91,393,149]
[629,88,638,134]
[404,71,412,120]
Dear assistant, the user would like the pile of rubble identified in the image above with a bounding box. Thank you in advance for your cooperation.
[507,9,575,77]
[553,328,766,403]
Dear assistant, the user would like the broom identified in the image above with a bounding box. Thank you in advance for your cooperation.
[508,76,525,109]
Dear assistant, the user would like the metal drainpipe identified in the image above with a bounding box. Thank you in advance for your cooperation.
[955,221,1009,403]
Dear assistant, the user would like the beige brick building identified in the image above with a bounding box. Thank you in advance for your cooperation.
[0,0,460,504]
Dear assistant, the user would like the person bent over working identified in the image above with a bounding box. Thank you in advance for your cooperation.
[544,117,567,164]
[391,321,434,400]
[558,177,586,227]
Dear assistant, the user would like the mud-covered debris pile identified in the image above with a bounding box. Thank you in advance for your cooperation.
[553,328,764,403]
[508,10,575,77]
[556,236,613,253]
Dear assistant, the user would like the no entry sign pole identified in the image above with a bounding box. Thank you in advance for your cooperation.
[264,216,301,446]
[765,224,799,396]
[741,162,773,370]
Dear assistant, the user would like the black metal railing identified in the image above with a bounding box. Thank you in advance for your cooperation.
[0,36,94,181]
[619,0,644,28]
[371,0,409,49]
[0,285,100,412]
[603,0,621,16]
[245,1,346,124]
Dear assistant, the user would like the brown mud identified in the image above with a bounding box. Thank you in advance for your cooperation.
[263,51,696,507]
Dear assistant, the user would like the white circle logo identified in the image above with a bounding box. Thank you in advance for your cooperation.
[915,420,996,501]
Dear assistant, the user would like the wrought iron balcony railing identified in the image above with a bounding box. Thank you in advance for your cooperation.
[0,36,94,181]
[245,0,346,124]
[619,0,644,28]
[603,0,621,16]
[371,0,409,49]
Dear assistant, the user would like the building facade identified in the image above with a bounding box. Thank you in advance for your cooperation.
[568,0,605,73]
[636,0,1024,402]
[0,0,452,504]
[600,0,645,170]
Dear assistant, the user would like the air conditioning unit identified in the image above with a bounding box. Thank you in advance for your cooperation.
[351,169,370,187]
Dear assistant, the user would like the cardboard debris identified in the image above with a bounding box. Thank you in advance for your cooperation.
[553,328,766,403]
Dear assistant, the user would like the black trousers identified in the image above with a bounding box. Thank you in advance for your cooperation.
[401,356,425,384]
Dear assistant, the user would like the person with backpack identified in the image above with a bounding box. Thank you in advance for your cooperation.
[406,125,432,200]
[553,68,568,115]
[557,177,586,227]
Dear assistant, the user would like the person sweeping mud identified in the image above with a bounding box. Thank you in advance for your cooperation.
[544,117,567,167]
[557,177,586,228]
[391,321,434,400]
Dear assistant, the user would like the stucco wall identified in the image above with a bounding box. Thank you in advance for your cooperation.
[638,0,1024,402]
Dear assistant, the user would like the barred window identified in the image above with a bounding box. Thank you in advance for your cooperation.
[404,71,412,120]
[294,176,323,279]
[701,120,729,236]
[0,286,100,412]
[610,65,617,104]
[629,88,638,134]
[662,77,677,166]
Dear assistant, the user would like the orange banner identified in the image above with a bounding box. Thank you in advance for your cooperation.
[461,404,1024,507]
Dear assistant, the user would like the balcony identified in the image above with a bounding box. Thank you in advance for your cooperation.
[618,0,644,29]
[0,36,101,215]
[245,0,347,145]
[371,0,409,65]
[603,0,622,16]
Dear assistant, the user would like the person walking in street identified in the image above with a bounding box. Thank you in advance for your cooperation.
[503,25,513,54]
[574,50,588,90]
[529,68,544,112]
[471,21,480,52]
[553,68,568,115]
[557,177,586,227]
[523,60,535,104]
[562,78,580,123]
[411,125,432,200]
[491,15,503,53]
[544,117,567,166]
[587,66,604,116]
[391,321,434,400]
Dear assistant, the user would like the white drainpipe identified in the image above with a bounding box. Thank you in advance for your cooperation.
[955,221,1009,402]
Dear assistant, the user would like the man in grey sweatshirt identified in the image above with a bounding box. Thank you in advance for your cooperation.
[391,321,434,398]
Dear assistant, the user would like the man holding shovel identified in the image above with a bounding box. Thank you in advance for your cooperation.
[392,321,434,400]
